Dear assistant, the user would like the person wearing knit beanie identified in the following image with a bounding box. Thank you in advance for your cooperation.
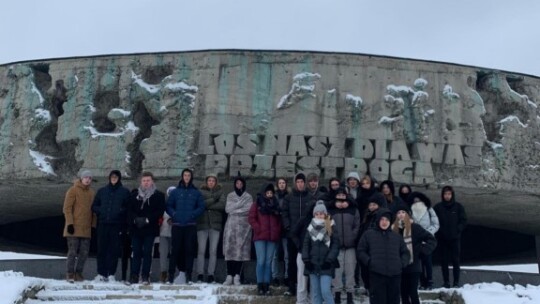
[312,200,328,216]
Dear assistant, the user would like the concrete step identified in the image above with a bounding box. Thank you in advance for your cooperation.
[27,280,459,304]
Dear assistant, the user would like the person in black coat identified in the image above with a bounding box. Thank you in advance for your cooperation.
[302,202,340,304]
[92,170,131,281]
[379,180,406,214]
[433,186,467,288]
[328,188,360,304]
[392,205,437,304]
[357,209,410,304]
[281,172,312,298]
[357,192,387,292]
[128,172,166,284]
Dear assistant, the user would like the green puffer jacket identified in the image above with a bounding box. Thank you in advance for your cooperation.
[197,184,225,231]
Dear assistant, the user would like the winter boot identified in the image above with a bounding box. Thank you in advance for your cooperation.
[74,272,84,282]
[264,283,272,296]
[334,291,341,304]
[66,273,75,283]
[346,292,354,304]
[257,283,265,295]
[160,271,168,283]
[130,275,139,285]
[207,275,215,283]
[223,275,233,285]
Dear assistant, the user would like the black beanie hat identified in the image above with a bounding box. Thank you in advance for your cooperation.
[395,204,412,216]
[295,173,306,182]
[368,192,388,209]
[335,187,348,198]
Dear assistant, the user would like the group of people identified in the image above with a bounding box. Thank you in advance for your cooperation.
[62,168,467,304]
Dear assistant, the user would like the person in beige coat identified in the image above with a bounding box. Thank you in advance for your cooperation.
[63,170,96,282]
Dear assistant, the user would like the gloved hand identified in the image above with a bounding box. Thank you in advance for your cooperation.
[321,261,332,270]
[134,217,148,228]
[304,261,314,272]
[67,224,75,235]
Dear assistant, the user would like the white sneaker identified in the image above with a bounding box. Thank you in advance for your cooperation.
[94,275,108,282]
[223,275,233,286]
[107,275,116,283]
[174,271,186,285]
[233,274,241,286]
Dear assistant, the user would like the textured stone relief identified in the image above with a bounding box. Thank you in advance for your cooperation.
[0,51,538,194]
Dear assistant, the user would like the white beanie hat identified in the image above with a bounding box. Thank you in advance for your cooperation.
[313,200,327,215]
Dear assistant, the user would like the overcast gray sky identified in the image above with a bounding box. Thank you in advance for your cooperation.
[2,0,539,77]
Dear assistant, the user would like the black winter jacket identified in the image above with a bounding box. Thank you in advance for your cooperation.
[398,223,437,273]
[302,221,340,277]
[357,211,410,277]
[129,190,166,237]
[281,188,312,245]
[328,200,361,249]
[433,199,467,240]
[92,183,131,225]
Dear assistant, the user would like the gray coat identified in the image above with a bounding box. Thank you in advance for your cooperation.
[328,200,361,249]
[222,191,253,261]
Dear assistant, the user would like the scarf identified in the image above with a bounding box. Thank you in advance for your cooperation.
[257,194,279,215]
[308,218,331,247]
[137,184,156,209]
[398,220,414,264]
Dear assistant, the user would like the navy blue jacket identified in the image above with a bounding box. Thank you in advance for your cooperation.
[92,183,131,225]
[166,183,205,226]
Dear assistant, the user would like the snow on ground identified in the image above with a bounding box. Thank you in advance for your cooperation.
[0,251,64,260]
[460,283,540,304]
[462,263,539,274]
[0,271,43,304]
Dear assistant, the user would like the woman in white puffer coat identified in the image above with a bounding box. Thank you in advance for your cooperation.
[407,192,439,290]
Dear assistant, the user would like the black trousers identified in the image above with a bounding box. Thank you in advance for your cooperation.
[286,238,299,292]
[369,272,401,304]
[120,231,131,281]
[226,260,243,276]
[400,272,420,304]
[96,224,122,277]
[169,225,197,280]
[439,238,461,285]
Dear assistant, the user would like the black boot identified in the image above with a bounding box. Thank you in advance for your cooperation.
[346,292,354,304]
[257,283,265,295]
[264,283,271,296]
[334,291,341,304]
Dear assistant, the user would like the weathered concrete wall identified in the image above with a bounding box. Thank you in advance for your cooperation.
[0,50,538,193]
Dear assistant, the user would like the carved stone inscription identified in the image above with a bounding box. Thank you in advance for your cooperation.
[199,133,481,183]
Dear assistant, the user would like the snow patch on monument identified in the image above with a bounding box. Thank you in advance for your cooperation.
[29,149,56,176]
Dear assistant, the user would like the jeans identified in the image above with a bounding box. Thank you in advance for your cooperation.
[196,229,220,276]
[310,274,334,304]
[131,235,155,278]
[66,237,90,274]
[272,237,289,279]
[96,224,121,277]
[254,241,277,283]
